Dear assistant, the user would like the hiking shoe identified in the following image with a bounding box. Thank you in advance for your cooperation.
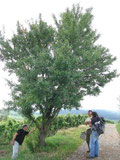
[86,156,95,159]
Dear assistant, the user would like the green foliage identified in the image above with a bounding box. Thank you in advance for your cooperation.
[48,114,87,136]
[105,119,115,124]
[0,4,118,145]
[0,125,86,160]
[0,114,86,145]
[25,114,87,152]
[24,125,86,160]
[0,119,23,143]
[116,120,120,135]
[25,129,40,153]
[0,109,9,121]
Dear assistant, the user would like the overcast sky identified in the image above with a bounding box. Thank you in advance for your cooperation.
[0,0,120,111]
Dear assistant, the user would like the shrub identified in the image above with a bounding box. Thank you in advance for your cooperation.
[0,119,23,143]
[105,119,115,124]
[25,114,87,152]
[25,129,40,152]
[116,120,120,135]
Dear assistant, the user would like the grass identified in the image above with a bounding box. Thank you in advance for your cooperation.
[0,140,12,160]
[105,119,116,124]
[116,121,120,135]
[0,125,87,160]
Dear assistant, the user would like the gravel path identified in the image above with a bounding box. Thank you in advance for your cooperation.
[66,124,120,160]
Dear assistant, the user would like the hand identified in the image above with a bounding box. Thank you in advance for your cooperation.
[34,126,37,131]
[35,126,39,130]
[85,122,89,125]
[11,141,14,145]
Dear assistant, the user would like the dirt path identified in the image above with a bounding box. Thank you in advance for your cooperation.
[66,124,120,160]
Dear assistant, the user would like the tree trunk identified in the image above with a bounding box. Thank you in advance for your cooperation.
[39,114,55,146]
[39,130,46,146]
[39,120,49,146]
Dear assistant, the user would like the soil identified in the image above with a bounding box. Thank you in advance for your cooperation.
[66,124,120,160]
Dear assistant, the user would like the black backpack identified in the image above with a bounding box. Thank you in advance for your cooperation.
[93,117,105,135]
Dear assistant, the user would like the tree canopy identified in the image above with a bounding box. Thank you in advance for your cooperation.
[0,4,117,146]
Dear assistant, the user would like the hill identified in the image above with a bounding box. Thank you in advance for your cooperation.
[8,109,120,121]
[59,109,120,121]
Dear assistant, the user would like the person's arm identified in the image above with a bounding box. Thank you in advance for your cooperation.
[90,118,95,127]
[11,133,18,145]
[84,121,88,125]
[28,127,37,134]
[85,121,91,125]
[89,123,92,127]
[84,117,91,125]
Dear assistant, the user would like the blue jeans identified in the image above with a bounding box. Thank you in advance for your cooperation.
[89,130,99,157]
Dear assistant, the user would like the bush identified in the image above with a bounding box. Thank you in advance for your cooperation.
[116,120,120,135]
[25,114,87,152]
[0,119,23,143]
[25,129,40,153]
[105,119,115,124]
[0,114,87,148]
[48,114,87,136]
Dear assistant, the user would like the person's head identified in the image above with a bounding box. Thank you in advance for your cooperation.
[88,110,92,117]
[22,125,28,131]
[91,112,98,118]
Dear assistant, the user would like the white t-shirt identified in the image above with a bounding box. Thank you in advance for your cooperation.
[85,117,91,122]
[85,117,92,128]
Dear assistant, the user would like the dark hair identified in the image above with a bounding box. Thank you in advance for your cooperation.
[92,112,98,118]
[88,110,92,113]
[22,125,28,128]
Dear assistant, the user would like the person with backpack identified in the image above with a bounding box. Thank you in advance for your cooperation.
[87,112,104,159]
